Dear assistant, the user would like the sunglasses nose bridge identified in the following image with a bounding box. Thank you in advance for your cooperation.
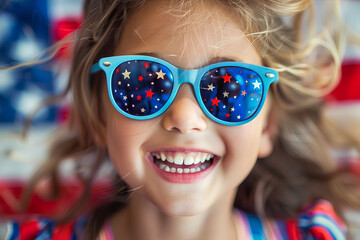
[177,69,198,87]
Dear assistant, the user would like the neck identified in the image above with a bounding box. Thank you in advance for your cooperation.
[110,190,244,240]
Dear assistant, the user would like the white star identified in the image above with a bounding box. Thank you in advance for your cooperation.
[223,91,229,97]
[223,105,226,109]
[151,82,154,85]
[252,80,261,89]
[122,69,131,79]
[118,81,121,85]
[123,96,127,100]
[157,98,160,101]
[127,84,130,87]
[115,90,117,93]
[131,94,134,98]
[207,84,215,91]
[132,104,135,107]
[156,69,166,79]
[141,108,145,113]
[237,115,241,119]
[231,107,235,112]
[155,105,158,109]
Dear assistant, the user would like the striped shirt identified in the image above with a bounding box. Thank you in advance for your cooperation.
[2,200,346,240]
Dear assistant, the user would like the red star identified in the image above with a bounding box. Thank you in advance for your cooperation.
[222,73,232,83]
[116,69,119,73]
[226,113,230,118]
[145,89,155,99]
[137,95,142,101]
[241,90,247,96]
[138,75,144,81]
[144,62,149,68]
[211,97,221,106]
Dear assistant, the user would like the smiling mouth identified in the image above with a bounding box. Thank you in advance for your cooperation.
[151,152,215,174]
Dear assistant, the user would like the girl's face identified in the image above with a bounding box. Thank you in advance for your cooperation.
[103,1,274,216]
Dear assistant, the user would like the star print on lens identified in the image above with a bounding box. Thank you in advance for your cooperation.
[111,60,174,116]
[200,67,263,122]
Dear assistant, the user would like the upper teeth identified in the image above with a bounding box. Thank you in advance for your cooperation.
[152,152,214,165]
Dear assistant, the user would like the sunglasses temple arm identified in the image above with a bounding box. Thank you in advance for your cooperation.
[90,62,101,74]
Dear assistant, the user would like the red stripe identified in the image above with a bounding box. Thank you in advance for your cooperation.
[328,63,360,101]
[19,220,42,239]
[53,222,74,240]
[286,219,301,240]
[309,226,335,240]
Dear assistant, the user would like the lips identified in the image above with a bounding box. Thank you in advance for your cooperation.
[148,151,219,183]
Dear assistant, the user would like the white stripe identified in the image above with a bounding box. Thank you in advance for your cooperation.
[4,222,12,240]
[298,215,345,240]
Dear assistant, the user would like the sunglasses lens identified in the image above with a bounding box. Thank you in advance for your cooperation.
[110,60,174,116]
[199,67,264,122]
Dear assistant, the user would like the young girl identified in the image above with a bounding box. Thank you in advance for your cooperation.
[2,0,360,239]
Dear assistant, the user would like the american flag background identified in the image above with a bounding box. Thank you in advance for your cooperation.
[0,0,82,124]
[0,0,359,236]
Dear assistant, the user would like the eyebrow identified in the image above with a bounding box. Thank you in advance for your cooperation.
[134,52,239,68]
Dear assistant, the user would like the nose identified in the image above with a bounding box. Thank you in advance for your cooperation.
[162,84,207,133]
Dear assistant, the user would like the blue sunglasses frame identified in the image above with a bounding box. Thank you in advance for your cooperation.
[91,55,279,126]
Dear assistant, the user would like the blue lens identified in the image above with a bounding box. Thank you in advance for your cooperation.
[111,60,174,116]
[199,67,264,122]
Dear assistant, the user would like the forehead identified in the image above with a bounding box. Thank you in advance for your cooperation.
[116,0,261,68]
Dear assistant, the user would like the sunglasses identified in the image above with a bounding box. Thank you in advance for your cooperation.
[91,55,278,126]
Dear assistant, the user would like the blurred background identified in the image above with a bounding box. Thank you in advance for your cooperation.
[0,0,114,218]
[0,0,359,236]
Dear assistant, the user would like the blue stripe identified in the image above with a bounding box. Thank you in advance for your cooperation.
[276,220,289,240]
[7,222,19,240]
[244,213,265,239]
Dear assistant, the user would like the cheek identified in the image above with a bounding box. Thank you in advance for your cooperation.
[104,108,151,186]
[220,121,264,180]
[106,120,140,181]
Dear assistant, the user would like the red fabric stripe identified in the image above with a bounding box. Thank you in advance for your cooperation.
[53,222,74,240]
[19,220,42,239]
[309,226,335,240]
[286,219,301,240]
[328,63,360,101]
